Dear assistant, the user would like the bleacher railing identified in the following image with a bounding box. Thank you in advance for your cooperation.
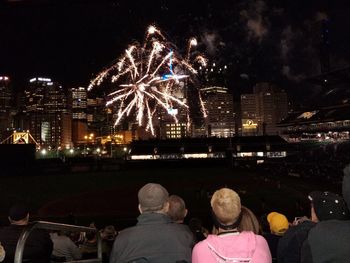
[14,221,102,263]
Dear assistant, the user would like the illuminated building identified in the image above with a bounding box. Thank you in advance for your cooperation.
[86,96,114,137]
[25,77,67,113]
[164,122,187,139]
[70,87,88,145]
[155,82,188,139]
[241,83,288,136]
[240,94,259,136]
[0,76,12,113]
[71,87,87,120]
[23,77,71,148]
[0,76,13,140]
[201,86,235,137]
[159,104,188,139]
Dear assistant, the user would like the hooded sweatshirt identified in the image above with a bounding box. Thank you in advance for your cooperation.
[192,231,272,263]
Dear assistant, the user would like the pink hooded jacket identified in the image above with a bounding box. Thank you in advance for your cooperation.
[192,231,272,263]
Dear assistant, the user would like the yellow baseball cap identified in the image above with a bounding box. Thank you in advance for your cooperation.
[267,212,289,235]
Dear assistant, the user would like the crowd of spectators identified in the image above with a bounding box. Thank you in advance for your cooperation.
[0,163,349,262]
[258,141,350,186]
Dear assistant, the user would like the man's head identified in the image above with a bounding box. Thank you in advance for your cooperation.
[101,225,117,240]
[168,195,188,223]
[211,188,241,227]
[8,204,29,225]
[138,183,169,213]
[308,191,349,222]
[267,212,289,235]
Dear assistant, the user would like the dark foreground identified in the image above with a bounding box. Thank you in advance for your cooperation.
[0,157,340,230]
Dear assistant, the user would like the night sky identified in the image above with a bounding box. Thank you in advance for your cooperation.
[1,0,350,103]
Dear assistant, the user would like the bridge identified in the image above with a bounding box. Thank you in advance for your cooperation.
[1,131,40,148]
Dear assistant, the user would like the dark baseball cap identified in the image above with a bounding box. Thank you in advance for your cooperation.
[308,191,349,221]
[9,204,29,221]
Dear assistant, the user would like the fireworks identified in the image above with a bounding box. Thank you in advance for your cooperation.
[88,25,207,135]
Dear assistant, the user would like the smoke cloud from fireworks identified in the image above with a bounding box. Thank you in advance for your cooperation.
[240,0,269,41]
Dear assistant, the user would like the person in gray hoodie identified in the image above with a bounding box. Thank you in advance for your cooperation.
[301,164,350,263]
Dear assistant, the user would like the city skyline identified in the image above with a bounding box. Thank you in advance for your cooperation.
[1,0,350,104]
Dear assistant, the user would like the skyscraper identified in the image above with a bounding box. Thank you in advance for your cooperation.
[0,76,13,141]
[241,83,288,136]
[71,87,87,120]
[201,86,235,137]
[23,77,71,148]
[70,87,88,145]
[240,93,259,136]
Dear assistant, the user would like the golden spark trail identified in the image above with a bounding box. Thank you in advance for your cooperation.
[88,25,207,136]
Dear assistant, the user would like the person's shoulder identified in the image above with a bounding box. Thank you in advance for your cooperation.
[114,225,139,240]
[32,227,51,234]
[255,234,269,244]
[193,236,211,250]
[242,232,269,244]
[311,219,350,234]
[171,223,191,231]
[284,220,315,236]
[0,225,22,235]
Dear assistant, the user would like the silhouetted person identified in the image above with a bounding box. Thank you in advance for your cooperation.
[50,230,81,261]
[168,195,188,223]
[278,190,348,263]
[0,204,53,263]
[301,165,350,263]
[263,212,289,262]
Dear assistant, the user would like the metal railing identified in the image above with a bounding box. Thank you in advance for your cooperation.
[14,221,102,263]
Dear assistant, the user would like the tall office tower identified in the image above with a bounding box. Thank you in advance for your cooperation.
[158,105,188,139]
[0,76,13,140]
[154,82,189,139]
[241,83,288,136]
[70,87,88,145]
[25,77,67,113]
[201,86,235,137]
[86,96,113,137]
[241,93,259,136]
[23,77,71,148]
[71,87,87,120]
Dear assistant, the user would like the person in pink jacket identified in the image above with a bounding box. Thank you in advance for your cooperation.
[192,188,272,263]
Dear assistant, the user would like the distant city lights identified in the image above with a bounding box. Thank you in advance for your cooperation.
[0,76,9,81]
[29,77,52,83]
[88,25,207,135]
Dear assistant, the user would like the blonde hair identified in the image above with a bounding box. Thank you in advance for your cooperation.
[211,188,241,225]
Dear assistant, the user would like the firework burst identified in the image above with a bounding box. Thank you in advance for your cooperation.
[88,25,207,135]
